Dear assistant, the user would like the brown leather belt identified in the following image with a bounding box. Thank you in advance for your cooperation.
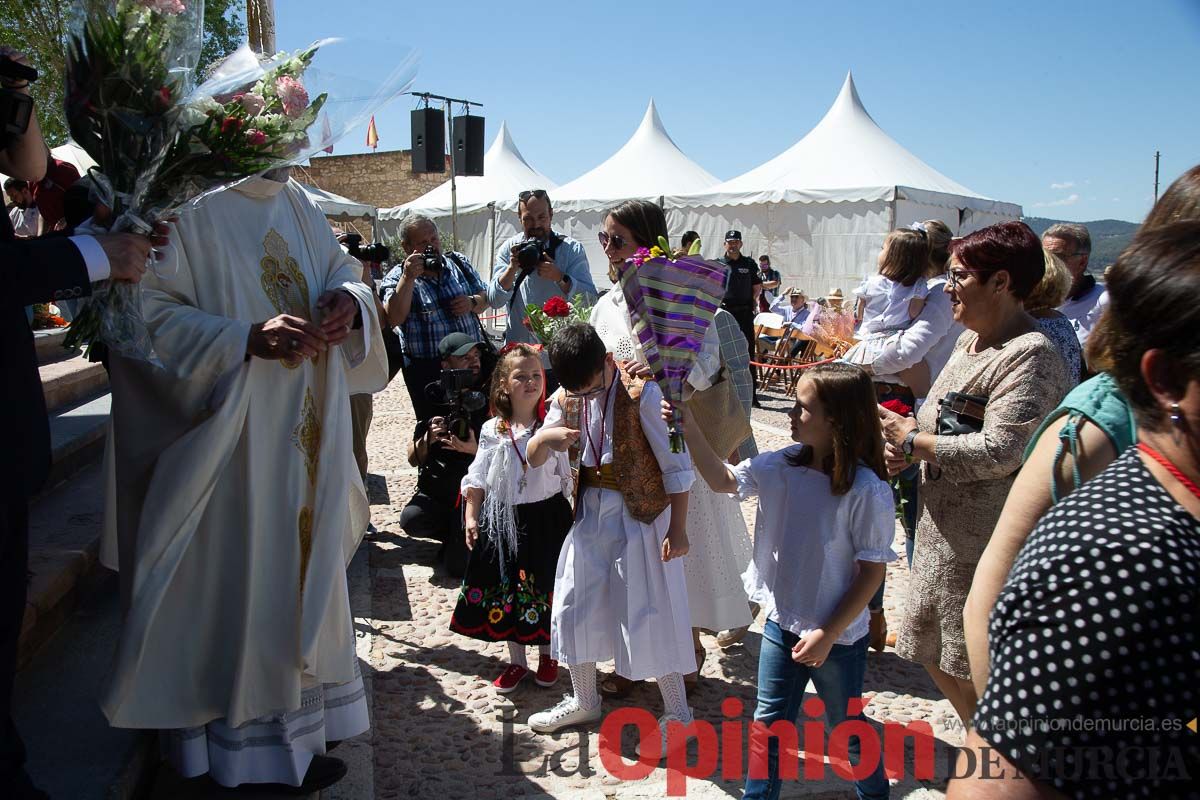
[578,463,620,491]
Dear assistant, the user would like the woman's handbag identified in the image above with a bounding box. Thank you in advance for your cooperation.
[687,367,753,460]
[935,391,988,436]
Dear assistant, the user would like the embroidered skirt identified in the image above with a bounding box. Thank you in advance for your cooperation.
[449,493,572,644]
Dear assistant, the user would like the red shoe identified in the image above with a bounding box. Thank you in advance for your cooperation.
[493,664,529,694]
[534,656,559,688]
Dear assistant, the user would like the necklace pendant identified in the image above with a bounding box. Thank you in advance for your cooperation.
[518,471,528,493]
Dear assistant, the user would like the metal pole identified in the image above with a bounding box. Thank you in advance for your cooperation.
[447,101,458,247]
[1154,151,1161,203]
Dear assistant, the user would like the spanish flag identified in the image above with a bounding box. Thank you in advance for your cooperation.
[366,116,379,151]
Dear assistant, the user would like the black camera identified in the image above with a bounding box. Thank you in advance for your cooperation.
[515,238,545,271]
[342,233,390,263]
[426,368,487,441]
[422,244,446,272]
[0,55,38,151]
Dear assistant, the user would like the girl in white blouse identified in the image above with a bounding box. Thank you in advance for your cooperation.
[678,362,896,800]
[449,344,575,694]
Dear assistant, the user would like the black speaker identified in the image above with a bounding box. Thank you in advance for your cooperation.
[410,108,444,173]
[452,114,485,177]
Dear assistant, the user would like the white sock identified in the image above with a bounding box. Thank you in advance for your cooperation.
[507,641,527,668]
[568,662,600,711]
[657,672,692,722]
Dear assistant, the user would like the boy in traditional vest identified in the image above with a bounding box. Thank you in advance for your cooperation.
[525,323,695,751]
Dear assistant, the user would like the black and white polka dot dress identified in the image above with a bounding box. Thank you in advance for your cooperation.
[975,448,1200,799]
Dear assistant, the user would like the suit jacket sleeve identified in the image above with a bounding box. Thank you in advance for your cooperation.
[2,236,90,308]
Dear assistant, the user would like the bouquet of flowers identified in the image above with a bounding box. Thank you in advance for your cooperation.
[61,0,416,359]
[809,304,857,356]
[880,397,917,524]
[619,236,728,453]
[523,294,592,346]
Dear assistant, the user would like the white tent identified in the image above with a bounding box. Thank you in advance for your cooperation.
[546,100,721,286]
[298,183,376,220]
[377,122,557,277]
[665,72,1022,295]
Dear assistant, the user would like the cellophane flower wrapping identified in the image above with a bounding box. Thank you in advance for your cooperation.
[62,0,416,361]
[618,243,728,453]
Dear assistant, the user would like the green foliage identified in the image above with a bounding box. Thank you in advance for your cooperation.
[0,0,243,147]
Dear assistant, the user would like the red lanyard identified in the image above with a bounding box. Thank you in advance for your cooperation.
[1138,442,1200,502]
[506,421,540,470]
[580,374,617,467]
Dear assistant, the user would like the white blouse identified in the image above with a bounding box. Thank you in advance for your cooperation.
[732,449,898,645]
[461,417,573,503]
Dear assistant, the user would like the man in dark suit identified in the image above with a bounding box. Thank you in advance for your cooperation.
[0,45,159,800]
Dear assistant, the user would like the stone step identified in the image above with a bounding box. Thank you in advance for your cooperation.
[20,460,106,670]
[43,390,111,494]
[34,326,79,365]
[13,569,155,800]
[39,351,109,413]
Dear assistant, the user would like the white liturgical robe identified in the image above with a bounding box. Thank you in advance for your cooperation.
[99,177,386,731]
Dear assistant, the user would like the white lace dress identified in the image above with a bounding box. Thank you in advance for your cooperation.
[591,290,754,632]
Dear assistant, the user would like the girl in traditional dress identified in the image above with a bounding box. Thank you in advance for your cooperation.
[449,344,574,693]
[679,363,896,799]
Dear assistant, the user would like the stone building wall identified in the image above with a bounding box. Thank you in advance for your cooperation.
[301,149,449,213]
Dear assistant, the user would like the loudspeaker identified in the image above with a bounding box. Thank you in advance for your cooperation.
[410,108,444,173]
[452,114,485,177]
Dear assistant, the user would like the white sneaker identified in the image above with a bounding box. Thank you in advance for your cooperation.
[635,713,694,759]
[528,695,602,733]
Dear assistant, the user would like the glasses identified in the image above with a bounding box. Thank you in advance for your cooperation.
[567,382,607,398]
[947,268,990,289]
[518,189,549,204]
[597,231,628,251]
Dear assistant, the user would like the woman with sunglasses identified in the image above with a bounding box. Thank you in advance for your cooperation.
[590,199,757,696]
[875,221,1071,725]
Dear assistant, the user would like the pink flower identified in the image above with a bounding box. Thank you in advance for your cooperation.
[275,76,309,118]
[631,246,651,267]
[239,92,265,116]
[246,129,267,146]
[137,0,186,14]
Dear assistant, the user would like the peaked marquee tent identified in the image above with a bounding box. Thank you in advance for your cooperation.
[664,72,1022,294]
[376,121,557,277]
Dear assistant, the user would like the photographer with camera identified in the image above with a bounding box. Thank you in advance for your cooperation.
[400,332,493,577]
[489,189,596,391]
[0,45,164,800]
[380,215,490,420]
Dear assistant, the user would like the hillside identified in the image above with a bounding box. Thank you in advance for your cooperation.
[1022,216,1139,269]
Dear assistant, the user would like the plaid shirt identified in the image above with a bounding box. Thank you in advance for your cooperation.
[379,252,487,359]
[714,308,759,461]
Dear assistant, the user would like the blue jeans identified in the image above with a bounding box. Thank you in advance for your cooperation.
[743,620,889,800]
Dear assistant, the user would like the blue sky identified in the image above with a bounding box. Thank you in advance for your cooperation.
[278,0,1200,224]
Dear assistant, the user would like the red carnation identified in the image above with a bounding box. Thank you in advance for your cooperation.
[156,86,171,107]
[881,398,913,417]
[221,116,243,135]
[542,296,570,317]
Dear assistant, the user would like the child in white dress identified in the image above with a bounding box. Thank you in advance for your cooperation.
[843,227,932,366]
[525,323,696,754]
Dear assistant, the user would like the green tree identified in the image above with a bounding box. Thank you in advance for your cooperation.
[0,0,244,146]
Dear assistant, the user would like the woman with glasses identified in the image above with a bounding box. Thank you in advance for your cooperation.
[589,199,756,695]
[875,221,1071,725]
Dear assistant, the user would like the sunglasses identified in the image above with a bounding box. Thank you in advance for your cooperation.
[597,231,628,251]
[518,189,550,204]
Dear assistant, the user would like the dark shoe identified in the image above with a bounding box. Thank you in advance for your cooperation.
[233,754,347,795]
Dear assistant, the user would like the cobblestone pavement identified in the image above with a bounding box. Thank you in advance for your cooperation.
[349,376,963,799]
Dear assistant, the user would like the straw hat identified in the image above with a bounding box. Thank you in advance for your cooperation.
[826,287,845,307]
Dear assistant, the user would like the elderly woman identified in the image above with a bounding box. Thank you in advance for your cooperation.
[947,221,1200,800]
[878,221,1071,724]
[1025,249,1082,386]
[590,199,756,694]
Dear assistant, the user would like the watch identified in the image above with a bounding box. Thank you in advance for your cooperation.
[901,428,920,458]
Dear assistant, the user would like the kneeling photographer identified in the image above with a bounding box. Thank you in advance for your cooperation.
[400,333,493,577]
[488,189,595,392]
[380,215,490,421]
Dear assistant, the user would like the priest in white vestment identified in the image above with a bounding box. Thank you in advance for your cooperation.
[98,172,386,791]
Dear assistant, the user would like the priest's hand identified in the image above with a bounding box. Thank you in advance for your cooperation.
[316,289,360,345]
[246,314,328,361]
[620,359,652,380]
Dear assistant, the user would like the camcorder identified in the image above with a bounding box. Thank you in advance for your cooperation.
[422,244,446,273]
[342,232,389,263]
[426,368,487,442]
[0,55,38,151]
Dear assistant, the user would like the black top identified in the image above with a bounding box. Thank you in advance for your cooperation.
[718,254,761,307]
[974,448,1200,799]
[412,404,490,502]
[760,266,781,286]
